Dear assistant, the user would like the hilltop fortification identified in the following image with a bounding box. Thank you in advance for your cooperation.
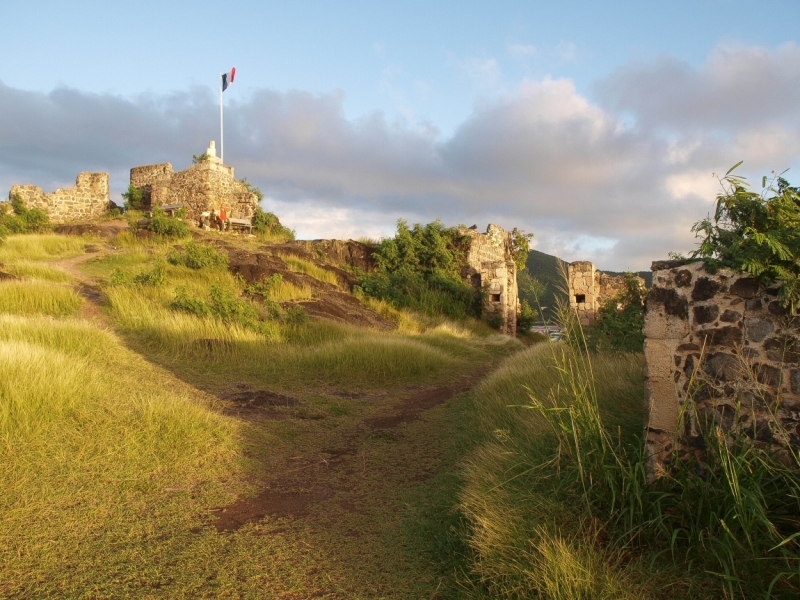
[130,141,258,223]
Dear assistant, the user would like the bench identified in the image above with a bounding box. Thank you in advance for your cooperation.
[160,203,184,217]
[228,217,254,234]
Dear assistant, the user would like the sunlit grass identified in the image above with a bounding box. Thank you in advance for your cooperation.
[1,260,74,282]
[263,277,313,302]
[0,314,240,597]
[0,233,92,262]
[460,342,647,599]
[276,253,339,286]
[0,281,83,316]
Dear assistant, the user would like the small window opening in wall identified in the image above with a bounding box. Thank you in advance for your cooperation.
[470,273,481,288]
[575,294,586,303]
[490,293,501,302]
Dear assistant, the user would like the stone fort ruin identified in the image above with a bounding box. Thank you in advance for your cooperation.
[460,224,519,335]
[130,141,258,223]
[9,172,110,224]
[567,261,644,325]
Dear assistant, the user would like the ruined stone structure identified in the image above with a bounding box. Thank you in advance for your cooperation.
[568,261,643,325]
[460,224,518,335]
[643,260,800,473]
[129,141,258,223]
[9,172,110,224]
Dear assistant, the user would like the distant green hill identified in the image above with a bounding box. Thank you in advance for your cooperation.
[520,249,652,323]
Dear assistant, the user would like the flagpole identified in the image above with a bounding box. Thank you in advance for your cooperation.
[219,73,224,163]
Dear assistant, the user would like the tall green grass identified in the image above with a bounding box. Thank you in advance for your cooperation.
[461,342,646,598]
[0,281,83,316]
[461,305,800,599]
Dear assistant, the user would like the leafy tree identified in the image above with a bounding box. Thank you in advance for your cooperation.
[121,185,144,210]
[510,227,534,273]
[692,163,800,309]
[359,219,480,319]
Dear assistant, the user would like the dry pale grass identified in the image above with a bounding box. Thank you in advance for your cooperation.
[0,233,91,262]
[0,280,83,316]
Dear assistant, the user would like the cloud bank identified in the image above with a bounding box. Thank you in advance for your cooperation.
[1,44,799,270]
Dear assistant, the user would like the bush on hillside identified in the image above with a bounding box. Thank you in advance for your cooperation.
[252,206,294,239]
[0,194,50,239]
[358,219,482,319]
[172,283,306,330]
[167,241,228,270]
[146,208,189,239]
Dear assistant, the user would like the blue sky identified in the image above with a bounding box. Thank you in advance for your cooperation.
[1,0,799,269]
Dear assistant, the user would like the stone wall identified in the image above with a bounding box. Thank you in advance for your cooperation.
[9,172,110,223]
[130,142,258,222]
[644,260,800,473]
[460,224,518,335]
[130,163,174,207]
[568,261,643,325]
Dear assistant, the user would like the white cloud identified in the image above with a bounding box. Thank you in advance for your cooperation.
[1,44,799,271]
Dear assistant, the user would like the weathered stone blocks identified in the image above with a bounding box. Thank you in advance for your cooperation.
[129,142,259,223]
[567,261,645,325]
[9,172,110,223]
[459,224,519,335]
[644,260,800,474]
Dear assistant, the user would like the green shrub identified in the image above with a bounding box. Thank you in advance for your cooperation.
[171,286,212,317]
[167,241,228,270]
[132,262,166,286]
[582,273,645,353]
[516,299,538,331]
[121,185,144,211]
[692,164,800,309]
[146,208,189,239]
[0,194,50,238]
[358,219,482,319]
[252,206,294,239]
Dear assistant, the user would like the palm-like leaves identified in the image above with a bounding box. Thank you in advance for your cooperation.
[691,166,800,310]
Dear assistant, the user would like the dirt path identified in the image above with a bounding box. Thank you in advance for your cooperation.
[212,368,491,533]
[50,244,111,323]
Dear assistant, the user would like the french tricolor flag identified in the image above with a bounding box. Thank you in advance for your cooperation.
[221,67,236,92]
